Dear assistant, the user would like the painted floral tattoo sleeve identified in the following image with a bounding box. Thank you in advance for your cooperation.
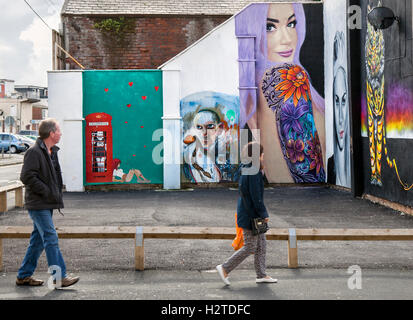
[262,64,325,183]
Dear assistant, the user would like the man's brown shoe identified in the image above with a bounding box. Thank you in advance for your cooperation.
[59,276,80,288]
[16,276,44,286]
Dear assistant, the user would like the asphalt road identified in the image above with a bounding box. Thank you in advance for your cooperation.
[1,268,413,300]
[1,187,413,301]
[0,163,22,187]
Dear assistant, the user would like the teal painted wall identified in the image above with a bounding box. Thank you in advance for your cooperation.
[83,70,163,185]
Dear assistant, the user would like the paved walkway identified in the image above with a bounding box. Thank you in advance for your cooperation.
[1,187,413,300]
[1,268,412,300]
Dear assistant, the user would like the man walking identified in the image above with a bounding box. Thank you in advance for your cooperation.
[16,118,79,288]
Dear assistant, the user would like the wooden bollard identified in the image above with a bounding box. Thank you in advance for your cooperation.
[0,238,3,272]
[288,228,298,268]
[0,192,7,213]
[135,226,144,271]
[15,187,23,208]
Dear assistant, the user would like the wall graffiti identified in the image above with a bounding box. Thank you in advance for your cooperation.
[325,0,351,188]
[235,3,325,183]
[83,70,163,185]
[366,0,386,186]
[364,0,413,191]
[181,91,239,183]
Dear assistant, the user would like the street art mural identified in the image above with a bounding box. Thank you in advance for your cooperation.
[181,91,240,183]
[366,0,386,187]
[83,70,163,185]
[235,3,325,183]
[325,0,351,188]
[360,0,413,206]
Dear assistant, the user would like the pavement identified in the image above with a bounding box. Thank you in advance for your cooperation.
[0,153,24,167]
[1,186,413,301]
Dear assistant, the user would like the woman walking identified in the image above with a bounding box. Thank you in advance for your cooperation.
[216,142,277,285]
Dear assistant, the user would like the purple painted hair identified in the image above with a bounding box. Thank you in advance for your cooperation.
[235,3,325,128]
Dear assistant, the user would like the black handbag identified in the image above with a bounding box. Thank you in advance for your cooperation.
[239,189,269,236]
[251,217,269,236]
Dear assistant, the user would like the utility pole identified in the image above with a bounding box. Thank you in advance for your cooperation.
[0,110,4,132]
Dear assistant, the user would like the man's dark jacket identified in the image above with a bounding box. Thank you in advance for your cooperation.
[20,138,64,210]
[237,163,269,230]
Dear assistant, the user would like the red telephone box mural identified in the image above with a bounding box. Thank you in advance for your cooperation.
[83,70,163,185]
[85,112,113,183]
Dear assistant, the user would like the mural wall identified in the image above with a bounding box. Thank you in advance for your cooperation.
[360,0,413,206]
[235,3,325,183]
[324,0,351,188]
[82,70,163,185]
[181,92,240,183]
[160,16,240,184]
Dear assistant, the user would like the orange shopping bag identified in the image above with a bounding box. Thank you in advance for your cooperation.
[231,213,244,250]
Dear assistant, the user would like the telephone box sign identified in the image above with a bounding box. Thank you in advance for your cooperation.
[85,112,113,183]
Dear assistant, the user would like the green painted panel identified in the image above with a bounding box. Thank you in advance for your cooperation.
[83,70,163,185]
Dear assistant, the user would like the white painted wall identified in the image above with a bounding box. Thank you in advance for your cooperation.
[161,70,181,189]
[4,80,15,97]
[161,17,239,97]
[160,17,239,188]
[47,71,84,192]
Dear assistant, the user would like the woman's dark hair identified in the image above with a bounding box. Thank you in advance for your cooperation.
[39,118,58,140]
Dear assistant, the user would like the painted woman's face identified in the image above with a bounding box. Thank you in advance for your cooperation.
[333,68,348,151]
[193,111,220,150]
[266,4,298,63]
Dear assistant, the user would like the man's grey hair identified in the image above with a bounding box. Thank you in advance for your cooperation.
[39,118,59,140]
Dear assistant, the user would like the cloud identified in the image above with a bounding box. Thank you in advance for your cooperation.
[19,14,60,86]
[0,0,64,86]
[0,44,14,53]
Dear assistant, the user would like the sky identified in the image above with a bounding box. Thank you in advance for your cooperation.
[0,0,65,87]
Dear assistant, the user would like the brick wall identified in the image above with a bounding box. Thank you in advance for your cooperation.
[32,107,43,120]
[62,15,230,70]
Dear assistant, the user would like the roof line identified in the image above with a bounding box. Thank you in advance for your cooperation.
[61,13,232,17]
[158,2,257,69]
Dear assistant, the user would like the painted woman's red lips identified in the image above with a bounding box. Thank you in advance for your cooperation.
[277,49,293,58]
[340,130,344,138]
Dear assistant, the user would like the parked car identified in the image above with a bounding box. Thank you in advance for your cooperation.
[15,134,35,150]
[0,133,27,154]
[19,130,38,136]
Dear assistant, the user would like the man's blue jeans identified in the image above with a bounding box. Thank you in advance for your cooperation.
[17,209,67,279]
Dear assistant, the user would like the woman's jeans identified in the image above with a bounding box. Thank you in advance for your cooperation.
[17,209,67,279]
[223,229,267,279]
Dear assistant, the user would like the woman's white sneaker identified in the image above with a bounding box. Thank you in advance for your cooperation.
[216,265,230,286]
[256,276,277,283]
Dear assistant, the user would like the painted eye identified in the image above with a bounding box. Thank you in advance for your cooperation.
[207,124,216,130]
[287,20,297,28]
[266,23,276,32]
[196,125,203,130]
[335,95,340,104]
